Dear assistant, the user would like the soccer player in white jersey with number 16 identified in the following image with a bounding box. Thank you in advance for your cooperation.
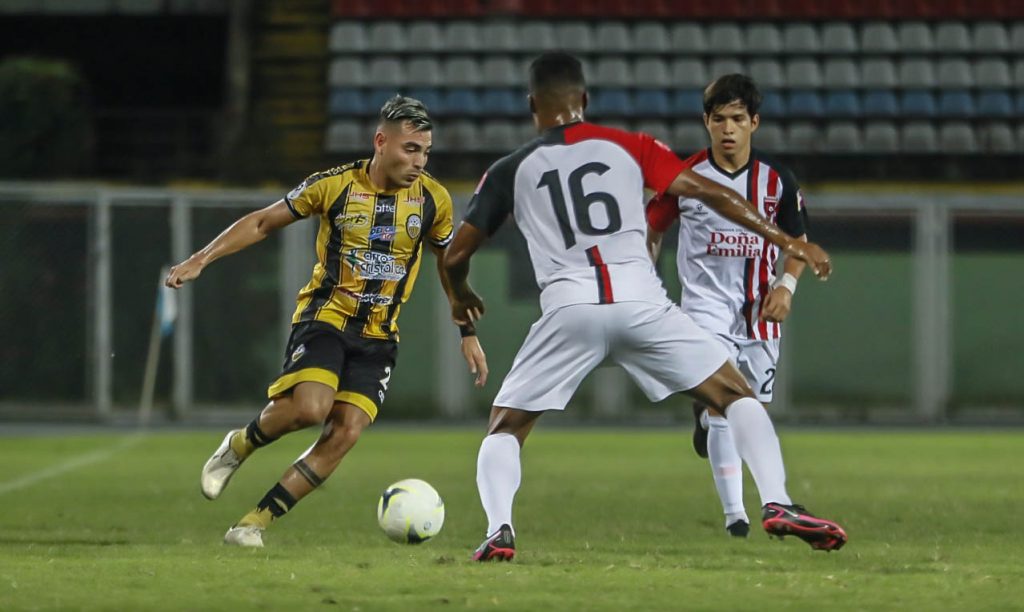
[647,74,812,539]
[444,53,847,562]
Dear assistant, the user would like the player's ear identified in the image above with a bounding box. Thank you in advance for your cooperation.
[373,128,386,153]
[750,113,760,133]
[703,113,711,129]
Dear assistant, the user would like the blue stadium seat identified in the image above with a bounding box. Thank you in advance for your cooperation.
[824,91,861,118]
[900,91,937,117]
[937,91,975,118]
[366,88,400,111]
[328,89,370,116]
[786,91,824,118]
[672,89,704,116]
[976,92,1013,118]
[1017,92,1024,115]
[442,89,482,116]
[862,91,899,117]
[480,89,522,116]
[759,91,785,117]
[406,88,444,115]
[633,90,671,117]
[589,89,633,117]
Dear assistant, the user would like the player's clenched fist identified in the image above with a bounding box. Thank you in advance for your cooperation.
[784,240,832,280]
[165,256,205,288]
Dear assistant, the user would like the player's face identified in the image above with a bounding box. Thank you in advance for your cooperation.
[704,101,759,155]
[375,121,432,188]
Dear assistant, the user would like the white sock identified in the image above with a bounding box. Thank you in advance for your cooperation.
[476,433,521,535]
[707,416,747,523]
[724,397,792,507]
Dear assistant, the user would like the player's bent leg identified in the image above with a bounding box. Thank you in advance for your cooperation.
[474,407,542,562]
[280,400,371,500]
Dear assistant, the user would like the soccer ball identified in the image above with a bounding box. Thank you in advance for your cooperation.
[376,478,445,544]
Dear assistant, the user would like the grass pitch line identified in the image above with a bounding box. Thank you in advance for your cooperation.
[0,434,145,496]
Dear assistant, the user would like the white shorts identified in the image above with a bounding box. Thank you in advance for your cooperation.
[713,335,781,403]
[493,301,730,412]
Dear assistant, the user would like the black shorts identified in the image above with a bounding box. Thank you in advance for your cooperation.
[266,321,398,421]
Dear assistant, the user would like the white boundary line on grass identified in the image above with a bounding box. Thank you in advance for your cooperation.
[0,434,145,496]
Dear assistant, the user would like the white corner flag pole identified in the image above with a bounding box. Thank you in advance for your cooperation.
[139,267,176,426]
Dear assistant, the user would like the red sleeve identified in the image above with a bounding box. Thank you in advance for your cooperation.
[645,193,679,232]
[636,133,687,196]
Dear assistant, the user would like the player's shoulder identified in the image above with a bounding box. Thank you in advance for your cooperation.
[416,170,450,199]
[681,148,710,170]
[752,149,800,185]
[301,160,364,187]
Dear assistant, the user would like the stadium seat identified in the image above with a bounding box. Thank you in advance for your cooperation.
[900,122,937,152]
[442,120,481,152]
[328,59,368,87]
[593,58,632,87]
[862,91,900,117]
[900,91,937,117]
[595,22,632,53]
[520,22,556,50]
[671,23,708,54]
[671,59,709,89]
[672,123,708,152]
[1016,60,1024,88]
[329,22,368,52]
[1011,22,1024,52]
[326,121,364,152]
[635,120,672,145]
[481,57,521,87]
[862,121,900,152]
[633,22,671,53]
[328,89,370,116]
[934,22,971,53]
[365,88,399,111]
[635,59,671,88]
[749,59,784,89]
[405,58,444,87]
[407,22,444,52]
[759,91,786,117]
[445,21,482,52]
[368,22,406,52]
[975,59,1012,88]
[367,58,405,87]
[786,122,819,154]
[825,91,862,117]
[480,121,521,151]
[747,23,782,53]
[709,58,746,80]
[825,122,862,153]
[972,22,1009,52]
[708,23,745,54]
[442,89,482,116]
[557,22,594,52]
[782,23,821,53]
[937,91,976,118]
[977,122,1016,153]
[672,89,704,116]
[589,89,633,116]
[898,58,936,88]
[406,88,443,115]
[633,90,672,116]
[936,59,973,88]
[897,22,934,52]
[861,22,899,53]
[1017,91,1024,115]
[785,58,823,88]
[938,122,977,153]
[443,57,482,87]
[860,59,897,88]
[823,59,860,89]
[821,22,858,52]
[787,91,824,117]
[754,124,786,152]
[480,89,523,116]
[481,21,519,51]
[1018,124,1024,153]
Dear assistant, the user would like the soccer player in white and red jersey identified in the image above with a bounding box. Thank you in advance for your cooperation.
[647,74,811,538]
[444,53,847,561]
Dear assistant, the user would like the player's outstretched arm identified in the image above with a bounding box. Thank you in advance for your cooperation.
[430,244,489,387]
[665,170,832,280]
[165,200,297,288]
[443,221,488,324]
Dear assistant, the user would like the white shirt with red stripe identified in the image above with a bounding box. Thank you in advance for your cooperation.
[465,122,686,314]
[646,149,808,341]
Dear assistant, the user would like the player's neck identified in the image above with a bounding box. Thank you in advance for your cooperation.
[366,156,399,193]
[711,146,751,173]
[535,108,584,132]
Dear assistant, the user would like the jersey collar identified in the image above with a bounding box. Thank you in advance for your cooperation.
[707,147,755,180]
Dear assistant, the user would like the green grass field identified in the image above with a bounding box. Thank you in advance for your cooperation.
[0,428,1021,611]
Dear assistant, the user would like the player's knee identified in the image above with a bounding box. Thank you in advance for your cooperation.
[292,395,334,428]
[323,422,363,455]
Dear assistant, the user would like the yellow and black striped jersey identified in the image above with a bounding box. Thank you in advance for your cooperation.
[284,159,454,340]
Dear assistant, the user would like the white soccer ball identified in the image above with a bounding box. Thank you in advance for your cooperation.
[376,478,445,544]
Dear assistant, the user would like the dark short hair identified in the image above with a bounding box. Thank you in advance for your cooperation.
[703,74,762,116]
[529,52,586,94]
[379,94,433,131]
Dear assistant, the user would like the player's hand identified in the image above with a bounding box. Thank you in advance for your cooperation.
[451,287,485,324]
[165,256,205,288]
[460,335,488,387]
[784,240,832,280]
[760,286,793,323]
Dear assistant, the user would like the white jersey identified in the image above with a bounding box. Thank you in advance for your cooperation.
[465,122,687,313]
[647,149,808,341]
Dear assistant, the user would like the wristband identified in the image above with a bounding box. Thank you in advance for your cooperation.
[772,272,798,295]
[459,324,476,338]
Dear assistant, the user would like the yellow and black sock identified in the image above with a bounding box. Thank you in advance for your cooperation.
[230,419,278,461]
[237,483,297,529]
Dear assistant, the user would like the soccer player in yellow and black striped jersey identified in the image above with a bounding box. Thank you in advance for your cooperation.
[165,95,489,548]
